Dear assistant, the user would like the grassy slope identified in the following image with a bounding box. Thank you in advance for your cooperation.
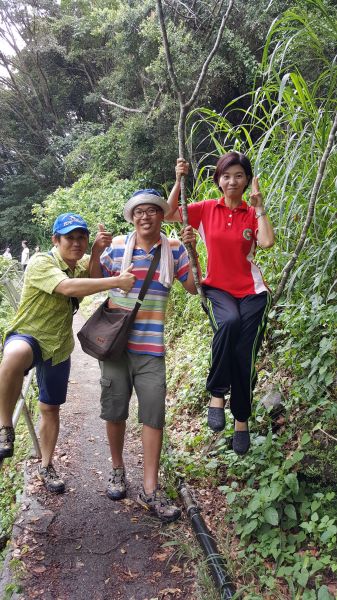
[162,266,337,599]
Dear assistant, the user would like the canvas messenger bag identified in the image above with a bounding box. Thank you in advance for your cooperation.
[77,245,161,361]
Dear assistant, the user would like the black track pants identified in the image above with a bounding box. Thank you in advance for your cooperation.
[204,286,272,422]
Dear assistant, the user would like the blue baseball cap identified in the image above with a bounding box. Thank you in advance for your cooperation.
[52,213,90,235]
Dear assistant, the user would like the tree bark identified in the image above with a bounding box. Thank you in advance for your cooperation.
[273,111,337,304]
[101,97,144,113]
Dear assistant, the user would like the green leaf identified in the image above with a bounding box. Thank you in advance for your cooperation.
[318,585,334,600]
[296,568,309,588]
[284,503,297,521]
[226,492,237,505]
[242,520,259,536]
[320,525,337,543]
[269,483,283,501]
[285,473,299,495]
[300,432,311,445]
[264,506,279,526]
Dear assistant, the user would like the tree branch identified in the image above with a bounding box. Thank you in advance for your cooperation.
[273,111,337,305]
[156,0,235,310]
[186,0,233,108]
[100,96,144,114]
[156,0,184,105]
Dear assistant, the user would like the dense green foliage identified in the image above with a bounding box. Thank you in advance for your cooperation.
[0,0,290,254]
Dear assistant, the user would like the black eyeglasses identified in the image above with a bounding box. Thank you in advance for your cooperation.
[133,207,160,218]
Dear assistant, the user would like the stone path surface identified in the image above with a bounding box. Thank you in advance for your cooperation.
[0,313,197,600]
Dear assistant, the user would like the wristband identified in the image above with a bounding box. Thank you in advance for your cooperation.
[256,210,267,219]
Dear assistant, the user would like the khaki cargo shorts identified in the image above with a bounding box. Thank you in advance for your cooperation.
[99,352,166,429]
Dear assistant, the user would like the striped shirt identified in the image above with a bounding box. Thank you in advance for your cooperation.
[100,235,189,356]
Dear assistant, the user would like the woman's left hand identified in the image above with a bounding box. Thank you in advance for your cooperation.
[249,177,264,208]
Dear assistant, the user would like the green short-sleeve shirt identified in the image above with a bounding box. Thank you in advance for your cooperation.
[6,247,90,365]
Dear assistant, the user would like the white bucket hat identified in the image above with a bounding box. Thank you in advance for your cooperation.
[123,189,170,223]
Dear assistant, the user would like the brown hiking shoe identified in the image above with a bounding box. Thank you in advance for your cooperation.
[0,426,15,459]
[38,464,65,493]
[137,485,181,523]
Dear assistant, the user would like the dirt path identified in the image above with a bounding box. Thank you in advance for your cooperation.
[0,313,197,600]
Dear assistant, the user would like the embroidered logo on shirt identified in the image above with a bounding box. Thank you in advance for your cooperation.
[242,228,253,240]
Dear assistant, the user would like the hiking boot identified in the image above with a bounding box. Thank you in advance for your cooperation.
[137,485,181,523]
[233,430,250,455]
[38,464,65,493]
[207,407,226,432]
[106,467,126,501]
[0,426,15,459]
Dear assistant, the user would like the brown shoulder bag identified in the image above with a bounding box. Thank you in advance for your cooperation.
[77,245,161,361]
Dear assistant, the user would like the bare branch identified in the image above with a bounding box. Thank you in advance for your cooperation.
[81,63,96,91]
[317,428,337,442]
[186,0,233,108]
[156,0,184,105]
[100,97,144,114]
[273,111,337,305]
[166,0,199,20]
[150,86,164,111]
[156,0,235,310]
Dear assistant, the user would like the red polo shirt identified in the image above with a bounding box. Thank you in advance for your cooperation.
[181,199,269,298]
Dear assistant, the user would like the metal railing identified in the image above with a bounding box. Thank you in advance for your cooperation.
[0,262,41,470]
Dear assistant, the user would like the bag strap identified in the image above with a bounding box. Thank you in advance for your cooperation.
[133,244,162,312]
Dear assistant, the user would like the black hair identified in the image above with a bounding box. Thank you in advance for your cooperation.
[213,152,253,192]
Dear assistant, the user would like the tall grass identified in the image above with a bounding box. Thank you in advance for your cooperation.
[187,0,336,303]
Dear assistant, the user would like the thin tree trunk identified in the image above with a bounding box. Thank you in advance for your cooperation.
[156,0,234,310]
[273,111,337,304]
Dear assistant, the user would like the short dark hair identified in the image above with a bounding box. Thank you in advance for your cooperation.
[213,152,253,191]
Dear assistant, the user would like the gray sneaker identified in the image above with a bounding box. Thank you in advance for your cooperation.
[38,464,65,493]
[0,426,15,459]
[106,466,126,501]
[137,485,181,523]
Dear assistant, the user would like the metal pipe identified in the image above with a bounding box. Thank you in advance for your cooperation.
[179,481,235,599]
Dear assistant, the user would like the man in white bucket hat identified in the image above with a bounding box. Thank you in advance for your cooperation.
[90,189,197,522]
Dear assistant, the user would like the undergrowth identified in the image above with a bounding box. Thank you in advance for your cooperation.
[0,389,39,561]
[0,257,39,571]
[163,278,337,599]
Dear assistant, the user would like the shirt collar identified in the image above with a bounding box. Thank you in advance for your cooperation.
[133,235,162,254]
[217,198,248,211]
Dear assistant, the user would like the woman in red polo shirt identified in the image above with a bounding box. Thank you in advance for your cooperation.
[167,152,275,455]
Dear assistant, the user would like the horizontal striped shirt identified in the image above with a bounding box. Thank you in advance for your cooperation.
[100,235,189,356]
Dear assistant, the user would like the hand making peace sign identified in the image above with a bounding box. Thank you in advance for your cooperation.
[249,176,264,208]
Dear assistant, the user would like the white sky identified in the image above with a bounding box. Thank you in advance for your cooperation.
[0,20,25,77]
